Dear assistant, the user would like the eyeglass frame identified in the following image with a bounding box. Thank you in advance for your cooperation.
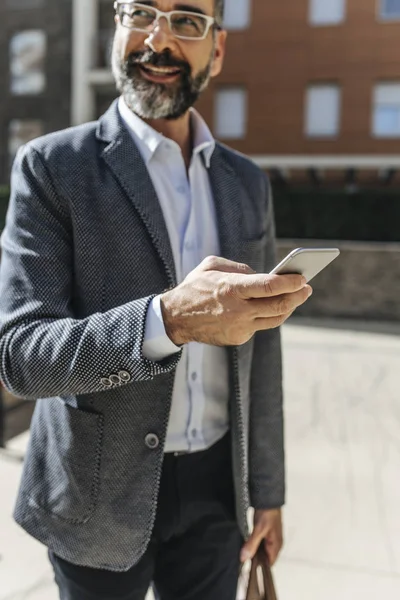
[113,1,222,41]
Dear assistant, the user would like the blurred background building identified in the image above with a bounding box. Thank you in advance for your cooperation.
[0,0,400,443]
[2,0,400,184]
[0,0,72,182]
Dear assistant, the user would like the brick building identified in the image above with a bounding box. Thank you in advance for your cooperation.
[2,1,400,183]
[72,0,400,185]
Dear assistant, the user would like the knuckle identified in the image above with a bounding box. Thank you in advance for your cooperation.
[264,277,274,297]
[202,255,219,270]
[294,274,306,290]
[278,296,291,315]
[218,277,235,298]
[237,262,254,274]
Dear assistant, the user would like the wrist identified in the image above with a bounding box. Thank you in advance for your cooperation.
[160,290,188,347]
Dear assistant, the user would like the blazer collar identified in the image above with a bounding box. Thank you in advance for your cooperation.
[97,100,245,280]
[97,100,177,286]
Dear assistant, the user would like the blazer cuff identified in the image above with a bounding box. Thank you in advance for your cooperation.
[249,477,285,511]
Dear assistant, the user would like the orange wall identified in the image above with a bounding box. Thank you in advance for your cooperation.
[197,0,400,155]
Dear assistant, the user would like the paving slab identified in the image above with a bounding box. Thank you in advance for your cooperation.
[1,320,399,600]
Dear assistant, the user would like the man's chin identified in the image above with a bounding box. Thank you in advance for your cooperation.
[124,97,185,121]
[123,85,190,120]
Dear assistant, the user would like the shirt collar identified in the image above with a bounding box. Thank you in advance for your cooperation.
[118,96,215,168]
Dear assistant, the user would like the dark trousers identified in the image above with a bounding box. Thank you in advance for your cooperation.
[49,434,243,600]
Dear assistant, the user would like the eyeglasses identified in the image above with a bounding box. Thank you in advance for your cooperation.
[114,2,219,40]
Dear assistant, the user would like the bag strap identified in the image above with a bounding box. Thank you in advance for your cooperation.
[245,545,278,600]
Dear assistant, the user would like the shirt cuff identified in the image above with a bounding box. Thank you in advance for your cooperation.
[142,295,182,362]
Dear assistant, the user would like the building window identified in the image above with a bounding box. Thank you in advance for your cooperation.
[223,0,251,30]
[8,120,44,165]
[214,88,247,140]
[380,0,400,19]
[373,83,400,137]
[305,85,341,138]
[10,30,46,95]
[309,0,346,25]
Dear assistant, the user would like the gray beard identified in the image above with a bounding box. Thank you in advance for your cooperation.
[111,42,213,120]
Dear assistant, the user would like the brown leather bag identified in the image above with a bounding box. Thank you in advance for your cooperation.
[244,545,278,600]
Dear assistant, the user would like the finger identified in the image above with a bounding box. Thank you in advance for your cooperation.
[252,317,286,332]
[253,310,298,332]
[253,307,298,331]
[240,529,265,563]
[235,273,307,300]
[199,256,255,275]
[264,532,283,567]
[249,286,313,319]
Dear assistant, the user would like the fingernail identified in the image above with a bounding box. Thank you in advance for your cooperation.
[240,549,251,562]
[301,276,307,287]
[307,287,313,297]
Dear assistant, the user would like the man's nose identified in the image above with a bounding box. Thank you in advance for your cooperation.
[144,17,177,54]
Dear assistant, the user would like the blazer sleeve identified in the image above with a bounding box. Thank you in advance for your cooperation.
[0,144,181,400]
[248,175,285,510]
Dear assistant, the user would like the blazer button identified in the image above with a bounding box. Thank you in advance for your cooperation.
[100,378,112,388]
[145,434,160,450]
[118,371,131,383]
[109,374,121,385]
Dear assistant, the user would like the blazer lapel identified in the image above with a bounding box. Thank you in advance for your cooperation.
[97,101,177,287]
[208,146,244,264]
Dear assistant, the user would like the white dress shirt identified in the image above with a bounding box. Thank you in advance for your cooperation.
[118,97,230,453]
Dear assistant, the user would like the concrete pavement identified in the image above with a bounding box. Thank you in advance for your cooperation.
[1,320,400,600]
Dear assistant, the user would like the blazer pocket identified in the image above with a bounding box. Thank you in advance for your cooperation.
[26,400,104,524]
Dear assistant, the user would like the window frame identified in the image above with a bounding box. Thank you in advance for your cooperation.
[309,0,347,27]
[372,82,400,138]
[223,0,252,31]
[304,83,342,139]
[214,86,248,140]
[379,0,400,21]
[9,29,47,96]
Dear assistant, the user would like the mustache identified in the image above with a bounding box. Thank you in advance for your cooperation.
[126,49,191,75]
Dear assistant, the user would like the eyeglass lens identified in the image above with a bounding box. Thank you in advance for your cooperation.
[119,4,208,38]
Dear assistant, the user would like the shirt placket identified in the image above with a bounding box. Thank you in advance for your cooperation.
[182,161,206,450]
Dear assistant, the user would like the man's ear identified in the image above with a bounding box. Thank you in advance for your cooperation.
[210,29,227,78]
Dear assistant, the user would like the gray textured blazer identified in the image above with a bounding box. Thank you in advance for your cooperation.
[0,100,284,572]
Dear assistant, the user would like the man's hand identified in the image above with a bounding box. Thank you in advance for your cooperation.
[240,509,283,567]
[160,256,312,347]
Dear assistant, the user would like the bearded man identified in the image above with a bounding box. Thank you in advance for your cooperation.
[0,1,312,598]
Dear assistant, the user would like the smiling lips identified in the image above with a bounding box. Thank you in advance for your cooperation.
[139,64,182,83]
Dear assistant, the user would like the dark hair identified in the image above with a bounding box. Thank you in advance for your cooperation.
[215,0,224,26]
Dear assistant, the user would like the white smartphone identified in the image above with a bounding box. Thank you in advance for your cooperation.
[270,247,340,283]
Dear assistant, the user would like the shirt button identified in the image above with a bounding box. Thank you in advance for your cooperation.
[145,433,160,450]
[191,429,197,438]
[177,185,186,194]
[191,372,198,382]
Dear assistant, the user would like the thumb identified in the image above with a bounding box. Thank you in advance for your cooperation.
[240,529,264,563]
